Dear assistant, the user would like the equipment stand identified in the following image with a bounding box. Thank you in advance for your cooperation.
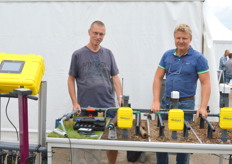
[171,131,177,139]
[122,96,130,139]
[13,88,32,164]
[19,95,29,163]
[219,83,230,107]
[38,81,47,164]
[170,92,179,140]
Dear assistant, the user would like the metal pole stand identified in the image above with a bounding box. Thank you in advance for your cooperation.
[123,95,130,107]
[11,88,32,164]
[171,91,179,109]
[6,150,17,164]
[0,149,7,164]
[38,81,47,164]
[157,113,165,136]
[219,83,230,107]
[171,91,179,140]
[219,83,231,163]
[122,95,130,139]
[221,129,230,142]
[183,121,190,137]
[135,112,140,136]
[171,131,177,140]
[26,152,36,164]
[219,83,231,142]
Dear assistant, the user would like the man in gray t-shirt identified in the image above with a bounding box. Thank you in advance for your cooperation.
[68,20,123,164]
[69,46,119,111]
[224,53,232,84]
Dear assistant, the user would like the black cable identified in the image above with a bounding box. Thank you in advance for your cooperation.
[67,136,72,164]
[5,97,19,141]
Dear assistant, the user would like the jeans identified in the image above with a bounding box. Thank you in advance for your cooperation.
[156,152,190,164]
[156,97,194,164]
[225,73,232,83]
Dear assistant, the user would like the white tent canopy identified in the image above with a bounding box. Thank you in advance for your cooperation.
[204,7,232,70]
[206,10,232,41]
[0,0,221,141]
[203,0,232,118]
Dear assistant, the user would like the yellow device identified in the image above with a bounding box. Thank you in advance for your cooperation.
[117,107,133,129]
[0,53,45,95]
[219,107,232,129]
[168,109,184,131]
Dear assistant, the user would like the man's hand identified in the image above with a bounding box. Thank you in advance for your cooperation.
[196,106,208,118]
[73,103,81,115]
[117,97,124,107]
[151,101,161,113]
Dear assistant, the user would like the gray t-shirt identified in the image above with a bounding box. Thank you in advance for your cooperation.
[69,46,119,108]
[225,60,232,75]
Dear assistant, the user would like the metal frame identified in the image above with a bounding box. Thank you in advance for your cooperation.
[0,81,47,163]
[46,137,232,164]
[37,81,47,164]
[0,0,204,2]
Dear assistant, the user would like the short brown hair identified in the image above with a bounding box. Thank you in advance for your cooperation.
[90,20,105,29]
[174,24,192,38]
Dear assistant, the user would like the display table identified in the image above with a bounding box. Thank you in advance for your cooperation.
[46,137,232,164]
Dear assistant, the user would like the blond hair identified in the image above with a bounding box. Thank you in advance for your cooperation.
[225,49,230,55]
[174,24,192,38]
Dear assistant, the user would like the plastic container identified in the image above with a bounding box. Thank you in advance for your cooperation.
[117,107,133,129]
[168,109,184,131]
[219,107,232,129]
[0,53,45,95]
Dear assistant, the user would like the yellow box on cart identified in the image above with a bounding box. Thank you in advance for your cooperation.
[168,109,184,131]
[117,107,133,129]
[0,53,45,95]
[219,107,232,129]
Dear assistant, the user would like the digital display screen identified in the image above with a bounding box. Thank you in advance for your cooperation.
[0,60,25,73]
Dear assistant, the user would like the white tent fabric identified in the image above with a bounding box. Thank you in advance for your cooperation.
[203,3,219,118]
[206,9,232,74]
[203,1,232,119]
[204,5,232,41]
[0,1,205,140]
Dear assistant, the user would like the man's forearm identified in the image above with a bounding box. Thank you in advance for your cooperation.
[200,83,211,109]
[153,77,162,103]
[68,76,78,106]
[112,75,123,97]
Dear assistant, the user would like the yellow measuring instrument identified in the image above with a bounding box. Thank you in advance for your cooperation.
[0,53,45,95]
[117,107,133,129]
[219,107,232,129]
[168,108,184,131]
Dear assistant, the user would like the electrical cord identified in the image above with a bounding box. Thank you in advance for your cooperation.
[5,97,19,141]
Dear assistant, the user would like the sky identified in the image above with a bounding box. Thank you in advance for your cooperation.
[206,0,232,31]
